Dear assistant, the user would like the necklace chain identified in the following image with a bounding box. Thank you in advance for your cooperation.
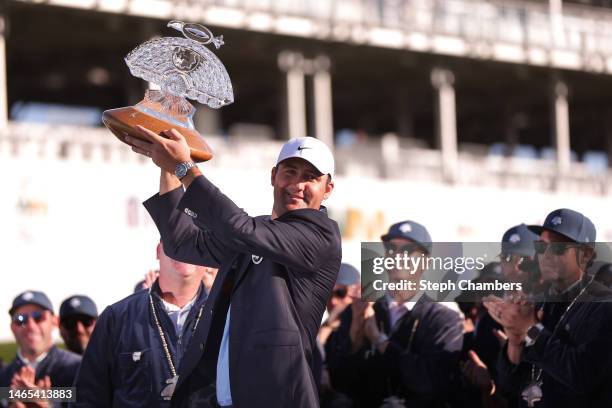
[148,292,204,378]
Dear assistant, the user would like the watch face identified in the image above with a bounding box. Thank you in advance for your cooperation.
[176,163,187,178]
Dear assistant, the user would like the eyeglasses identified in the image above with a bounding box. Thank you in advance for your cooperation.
[12,311,47,327]
[383,242,422,255]
[60,315,95,330]
[332,288,347,299]
[534,241,581,256]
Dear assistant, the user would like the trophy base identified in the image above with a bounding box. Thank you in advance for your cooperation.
[102,106,213,163]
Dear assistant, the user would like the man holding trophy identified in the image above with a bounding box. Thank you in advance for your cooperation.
[99,20,342,407]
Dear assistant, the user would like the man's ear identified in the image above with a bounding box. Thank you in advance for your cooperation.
[323,176,334,200]
[271,166,277,187]
[156,242,162,261]
[579,246,595,269]
[51,314,59,328]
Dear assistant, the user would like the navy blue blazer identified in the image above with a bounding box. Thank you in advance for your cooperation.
[143,175,342,407]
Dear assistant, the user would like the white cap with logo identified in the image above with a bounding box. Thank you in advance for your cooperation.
[276,137,335,178]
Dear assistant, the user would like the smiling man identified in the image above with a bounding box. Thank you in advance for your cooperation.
[0,291,81,401]
[129,130,341,407]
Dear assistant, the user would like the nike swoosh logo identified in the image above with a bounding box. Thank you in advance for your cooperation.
[297,146,312,151]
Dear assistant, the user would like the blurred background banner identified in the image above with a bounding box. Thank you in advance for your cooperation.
[2,0,612,340]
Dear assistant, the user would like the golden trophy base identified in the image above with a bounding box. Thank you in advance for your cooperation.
[102,106,213,163]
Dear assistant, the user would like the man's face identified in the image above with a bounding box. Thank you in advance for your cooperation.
[59,314,96,355]
[500,253,532,284]
[384,237,427,302]
[10,304,56,358]
[327,283,359,311]
[157,242,206,281]
[271,158,334,218]
[537,230,584,285]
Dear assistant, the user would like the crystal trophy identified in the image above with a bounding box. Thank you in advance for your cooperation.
[102,21,233,162]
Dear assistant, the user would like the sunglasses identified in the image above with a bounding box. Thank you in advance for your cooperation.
[499,253,526,265]
[61,315,95,330]
[534,241,581,256]
[12,311,47,327]
[383,242,422,255]
[332,288,348,299]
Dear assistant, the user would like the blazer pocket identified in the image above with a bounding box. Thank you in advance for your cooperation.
[117,349,152,400]
[249,329,300,348]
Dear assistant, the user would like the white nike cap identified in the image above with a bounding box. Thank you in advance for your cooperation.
[276,137,335,178]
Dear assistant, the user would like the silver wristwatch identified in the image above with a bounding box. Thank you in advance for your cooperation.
[525,323,544,347]
[175,161,196,180]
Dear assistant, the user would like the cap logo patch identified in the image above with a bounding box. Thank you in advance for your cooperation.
[551,216,562,226]
[297,146,311,151]
[509,233,521,243]
[70,298,81,308]
[22,292,34,301]
[399,223,412,233]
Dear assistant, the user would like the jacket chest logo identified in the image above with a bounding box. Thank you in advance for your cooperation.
[252,254,263,264]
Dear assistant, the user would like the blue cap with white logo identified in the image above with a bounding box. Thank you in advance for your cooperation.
[528,208,596,244]
[60,295,98,319]
[9,290,54,315]
[381,220,432,254]
[501,224,539,257]
[336,263,360,286]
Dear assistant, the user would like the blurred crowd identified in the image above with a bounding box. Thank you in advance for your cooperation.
[2,207,612,407]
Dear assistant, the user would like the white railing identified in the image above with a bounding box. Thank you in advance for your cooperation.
[2,122,610,195]
[197,0,612,56]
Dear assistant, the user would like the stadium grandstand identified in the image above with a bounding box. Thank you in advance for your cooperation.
[2,0,612,337]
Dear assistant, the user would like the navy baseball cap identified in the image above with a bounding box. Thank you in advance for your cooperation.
[9,291,54,315]
[60,295,98,319]
[528,208,596,244]
[501,224,539,257]
[336,263,360,286]
[381,220,432,254]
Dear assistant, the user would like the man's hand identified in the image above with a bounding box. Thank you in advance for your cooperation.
[126,126,191,172]
[10,366,51,408]
[142,269,159,290]
[483,293,537,335]
[363,304,389,353]
[461,350,495,395]
[349,299,369,352]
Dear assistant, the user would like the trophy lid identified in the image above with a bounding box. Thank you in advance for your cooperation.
[125,21,234,109]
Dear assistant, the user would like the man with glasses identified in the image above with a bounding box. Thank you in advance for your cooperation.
[0,291,81,402]
[457,224,540,406]
[326,221,463,407]
[499,224,540,293]
[58,295,98,355]
[485,209,612,407]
